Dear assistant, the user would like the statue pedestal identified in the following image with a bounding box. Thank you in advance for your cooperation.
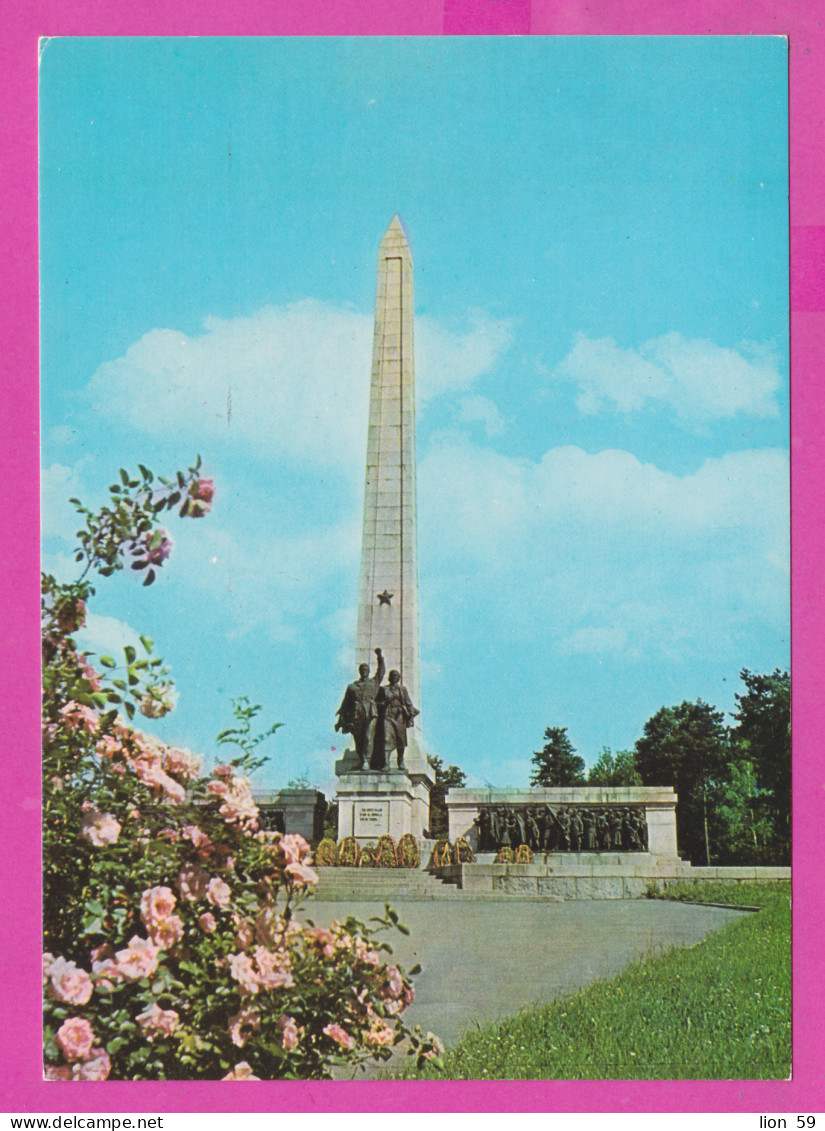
[335,771,432,847]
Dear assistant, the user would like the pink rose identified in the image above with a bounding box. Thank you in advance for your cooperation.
[229,953,260,995]
[59,701,99,734]
[285,861,319,887]
[137,1001,179,1041]
[143,528,173,565]
[214,763,234,779]
[56,1018,95,1062]
[234,918,254,949]
[140,886,177,928]
[115,935,160,981]
[365,1021,394,1047]
[149,914,184,950]
[279,833,311,865]
[278,1015,299,1051]
[182,477,215,517]
[72,1048,111,1080]
[222,1061,260,1080]
[206,877,231,907]
[80,808,121,847]
[253,946,293,991]
[229,1008,261,1048]
[383,965,404,1000]
[198,911,217,933]
[178,864,209,902]
[44,1065,72,1081]
[47,957,94,1005]
[323,1022,355,1050]
[207,779,228,796]
[182,824,211,848]
[163,746,201,779]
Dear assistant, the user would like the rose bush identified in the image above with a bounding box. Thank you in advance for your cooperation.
[43,461,442,1080]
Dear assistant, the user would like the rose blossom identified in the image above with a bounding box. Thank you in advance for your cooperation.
[229,952,260,995]
[284,861,319,887]
[206,877,231,907]
[323,1022,355,1049]
[278,1015,299,1051]
[139,684,177,720]
[163,746,201,779]
[183,477,215,517]
[140,886,177,928]
[198,911,217,933]
[72,1048,111,1080]
[234,918,254,949]
[136,1002,179,1041]
[56,1018,95,1062]
[229,1008,261,1048]
[149,914,184,950]
[80,808,121,847]
[46,957,93,1006]
[115,935,160,981]
[383,965,405,1000]
[253,946,293,991]
[279,833,311,865]
[222,1061,260,1081]
[44,1065,72,1081]
[143,528,173,565]
[364,1021,395,1047]
[178,864,209,902]
[59,700,99,734]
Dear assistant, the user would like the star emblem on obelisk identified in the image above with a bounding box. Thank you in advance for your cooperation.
[376,589,393,606]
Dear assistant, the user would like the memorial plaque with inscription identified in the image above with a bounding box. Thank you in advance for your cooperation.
[354,802,390,837]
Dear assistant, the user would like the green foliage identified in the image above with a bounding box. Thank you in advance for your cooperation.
[427,755,467,839]
[732,669,790,857]
[646,880,789,907]
[634,700,727,865]
[322,801,339,843]
[587,748,642,786]
[216,697,283,775]
[530,726,585,787]
[398,884,790,1080]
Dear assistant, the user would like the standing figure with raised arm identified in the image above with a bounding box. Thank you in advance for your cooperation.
[334,648,385,770]
[375,669,420,770]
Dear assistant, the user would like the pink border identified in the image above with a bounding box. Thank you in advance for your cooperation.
[4,0,822,1114]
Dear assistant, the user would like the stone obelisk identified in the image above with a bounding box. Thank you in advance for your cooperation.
[354,214,428,777]
[335,216,432,845]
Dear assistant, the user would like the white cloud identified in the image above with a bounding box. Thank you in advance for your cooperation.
[41,462,87,539]
[416,310,513,403]
[456,394,507,437]
[86,302,512,472]
[554,332,782,423]
[419,439,788,661]
[75,612,142,659]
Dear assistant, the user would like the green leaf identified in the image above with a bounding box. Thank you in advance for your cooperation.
[100,655,116,668]
[143,569,156,586]
[140,635,153,654]
[138,464,153,483]
[113,679,126,691]
[124,645,137,664]
[124,701,135,719]
[119,468,130,486]
[396,923,410,936]
[408,963,421,976]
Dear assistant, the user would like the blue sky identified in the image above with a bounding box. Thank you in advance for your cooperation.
[40,36,789,794]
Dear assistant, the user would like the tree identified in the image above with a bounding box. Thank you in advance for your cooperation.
[634,700,728,865]
[530,727,585,787]
[587,747,642,786]
[427,755,467,839]
[731,669,790,860]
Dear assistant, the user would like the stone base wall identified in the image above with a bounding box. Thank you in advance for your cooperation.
[439,858,790,899]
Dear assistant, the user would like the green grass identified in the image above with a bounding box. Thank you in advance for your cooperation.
[398,883,791,1081]
[645,879,790,908]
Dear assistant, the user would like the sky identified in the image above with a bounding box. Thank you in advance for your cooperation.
[39,35,789,796]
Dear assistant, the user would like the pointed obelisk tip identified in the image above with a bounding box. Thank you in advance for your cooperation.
[383,213,410,243]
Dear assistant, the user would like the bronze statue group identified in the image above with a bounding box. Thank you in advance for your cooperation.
[335,648,420,772]
[474,804,649,854]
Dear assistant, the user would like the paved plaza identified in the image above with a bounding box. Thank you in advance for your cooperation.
[310,898,748,1053]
